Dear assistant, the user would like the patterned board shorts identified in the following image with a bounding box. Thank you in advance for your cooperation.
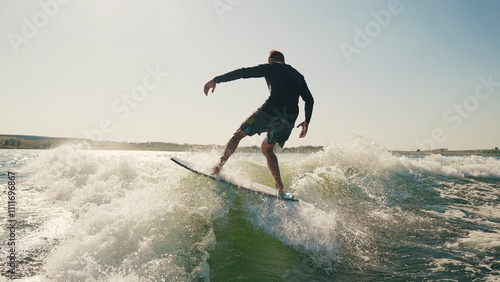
[240,110,294,148]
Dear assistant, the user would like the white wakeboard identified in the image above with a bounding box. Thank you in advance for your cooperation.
[171,157,298,202]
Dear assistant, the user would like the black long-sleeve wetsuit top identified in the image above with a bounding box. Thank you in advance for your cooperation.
[214,62,314,124]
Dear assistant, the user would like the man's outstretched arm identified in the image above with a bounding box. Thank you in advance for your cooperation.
[204,65,267,96]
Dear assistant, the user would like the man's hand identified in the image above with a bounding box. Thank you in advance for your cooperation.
[204,79,216,96]
[297,121,309,138]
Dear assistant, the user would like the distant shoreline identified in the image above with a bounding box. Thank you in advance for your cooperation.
[1,134,499,155]
[0,134,322,154]
[391,150,500,156]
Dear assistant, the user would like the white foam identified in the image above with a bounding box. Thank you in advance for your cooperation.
[474,205,500,220]
[244,200,339,270]
[6,137,500,280]
[447,230,500,252]
[17,144,221,281]
[400,154,500,179]
[300,136,500,181]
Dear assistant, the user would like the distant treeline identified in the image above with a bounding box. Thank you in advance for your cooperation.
[0,135,60,149]
[392,149,500,156]
[2,135,498,155]
[0,135,324,153]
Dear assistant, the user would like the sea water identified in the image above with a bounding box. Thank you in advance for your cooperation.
[0,137,499,281]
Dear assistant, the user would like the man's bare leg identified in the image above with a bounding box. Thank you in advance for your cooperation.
[213,129,247,175]
[261,139,285,195]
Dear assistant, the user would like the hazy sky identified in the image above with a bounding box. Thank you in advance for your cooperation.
[1,0,499,150]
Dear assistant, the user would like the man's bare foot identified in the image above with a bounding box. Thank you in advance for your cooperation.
[277,187,285,195]
[212,166,221,175]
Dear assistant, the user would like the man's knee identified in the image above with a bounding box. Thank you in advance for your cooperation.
[232,129,247,140]
[261,140,275,156]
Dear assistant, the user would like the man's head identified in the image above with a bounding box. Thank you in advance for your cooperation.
[268,50,285,63]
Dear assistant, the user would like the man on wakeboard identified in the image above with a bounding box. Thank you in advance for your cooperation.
[203,50,314,196]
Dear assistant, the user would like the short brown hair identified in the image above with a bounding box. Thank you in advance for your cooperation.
[268,50,285,63]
